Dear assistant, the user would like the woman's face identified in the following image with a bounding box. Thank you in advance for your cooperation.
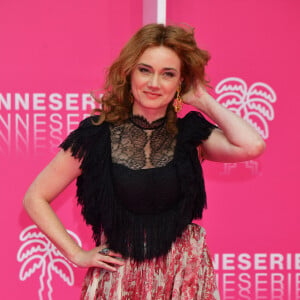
[131,46,182,118]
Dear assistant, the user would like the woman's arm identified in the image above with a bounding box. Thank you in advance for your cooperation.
[183,84,266,162]
[23,149,124,271]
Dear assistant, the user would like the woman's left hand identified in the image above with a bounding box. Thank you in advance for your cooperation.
[181,82,208,108]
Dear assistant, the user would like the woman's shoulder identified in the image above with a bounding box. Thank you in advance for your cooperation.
[76,115,105,128]
[59,115,109,160]
[177,110,217,145]
[71,115,109,136]
[179,110,210,123]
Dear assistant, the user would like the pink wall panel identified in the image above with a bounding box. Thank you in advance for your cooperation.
[168,0,300,299]
[1,0,299,298]
[0,0,142,299]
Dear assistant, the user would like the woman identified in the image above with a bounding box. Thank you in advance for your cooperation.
[23,24,265,299]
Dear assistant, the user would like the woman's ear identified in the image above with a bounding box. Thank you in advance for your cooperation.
[179,78,185,92]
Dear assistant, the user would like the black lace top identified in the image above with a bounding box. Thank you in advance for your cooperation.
[59,111,216,262]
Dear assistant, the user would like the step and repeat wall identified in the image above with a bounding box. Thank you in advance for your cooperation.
[167,1,300,299]
[1,0,299,299]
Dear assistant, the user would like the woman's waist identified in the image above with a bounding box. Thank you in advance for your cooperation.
[112,162,180,214]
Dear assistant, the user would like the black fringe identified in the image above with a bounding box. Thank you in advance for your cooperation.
[59,111,216,262]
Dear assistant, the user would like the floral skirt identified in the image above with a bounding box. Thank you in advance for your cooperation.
[81,224,220,300]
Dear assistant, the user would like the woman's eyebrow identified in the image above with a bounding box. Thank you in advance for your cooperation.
[137,63,152,69]
[163,67,178,73]
[137,63,178,72]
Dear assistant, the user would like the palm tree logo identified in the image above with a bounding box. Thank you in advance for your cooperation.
[215,77,276,174]
[17,225,82,300]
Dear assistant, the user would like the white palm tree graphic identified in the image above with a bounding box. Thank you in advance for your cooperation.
[17,225,82,300]
[215,77,276,174]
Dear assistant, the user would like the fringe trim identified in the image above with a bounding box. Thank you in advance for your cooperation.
[59,112,216,262]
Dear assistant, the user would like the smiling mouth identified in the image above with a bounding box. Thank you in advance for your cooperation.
[144,91,161,98]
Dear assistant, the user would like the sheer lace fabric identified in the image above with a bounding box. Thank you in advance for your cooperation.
[110,115,176,170]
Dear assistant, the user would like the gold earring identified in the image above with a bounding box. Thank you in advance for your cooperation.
[173,86,183,113]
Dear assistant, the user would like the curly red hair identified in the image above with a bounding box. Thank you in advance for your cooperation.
[91,23,211,134]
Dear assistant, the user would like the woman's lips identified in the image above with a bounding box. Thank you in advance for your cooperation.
[144,91,161,99]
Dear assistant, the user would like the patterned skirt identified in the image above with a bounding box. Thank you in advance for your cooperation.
[81,224,220,300]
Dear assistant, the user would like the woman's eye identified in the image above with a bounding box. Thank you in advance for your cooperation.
[138,67,150,73]
[164,72,176,78]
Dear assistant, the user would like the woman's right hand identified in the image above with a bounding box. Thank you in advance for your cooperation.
[71,245,125,272]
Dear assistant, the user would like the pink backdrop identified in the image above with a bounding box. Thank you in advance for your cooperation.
[168,1,300,299]
[1,0,299,299]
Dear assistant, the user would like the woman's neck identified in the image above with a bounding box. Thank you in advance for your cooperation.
[132,105,168,123]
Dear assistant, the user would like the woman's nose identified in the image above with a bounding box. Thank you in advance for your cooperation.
[148,74,160,89]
